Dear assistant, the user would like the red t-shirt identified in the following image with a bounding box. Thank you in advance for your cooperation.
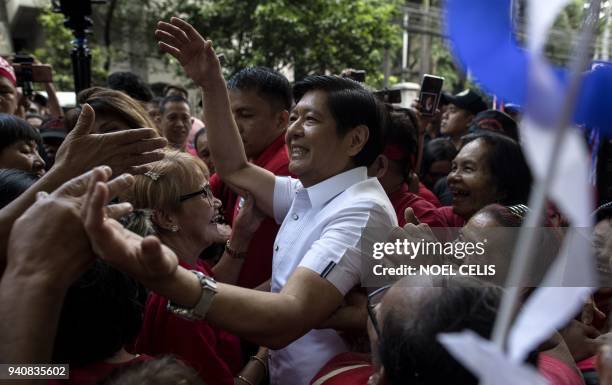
[418,182,442,207]
[576,355,596,371]
[309,352,373,385]
[48,354,152,385]
[134,260,241,385]
[210,133,292,288]
[389,183,448,227]
[433,206,466,227]
[539,354,586,385]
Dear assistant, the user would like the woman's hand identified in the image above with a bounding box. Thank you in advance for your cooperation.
[233,193,266,238]
[411,99,441,135]
[54,104,166,177]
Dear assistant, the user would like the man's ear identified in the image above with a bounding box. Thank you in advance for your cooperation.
[346,124,370,157]
[151,209,178,232]
[368,154,389,179]
[277,109,290,130]
[465,112,475,126]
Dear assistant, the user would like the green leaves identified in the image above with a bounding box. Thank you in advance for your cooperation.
[149,0,402,86]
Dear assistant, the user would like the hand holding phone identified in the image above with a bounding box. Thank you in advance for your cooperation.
[13,63,53,83]
[418,74,444,116]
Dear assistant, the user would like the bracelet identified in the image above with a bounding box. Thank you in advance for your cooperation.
[225,240,247,259]
[236,375,254,385]
[250,355,268,374]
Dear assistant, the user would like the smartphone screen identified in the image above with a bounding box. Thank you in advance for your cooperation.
[418,75,444,116]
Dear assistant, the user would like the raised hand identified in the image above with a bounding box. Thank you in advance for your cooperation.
[5,166,134,291]
[403,207,421,226]
[81,172,179,286]
[155,17,222,88]
[54,104,167,178]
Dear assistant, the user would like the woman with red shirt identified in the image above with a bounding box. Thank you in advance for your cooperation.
[127,151,263,385]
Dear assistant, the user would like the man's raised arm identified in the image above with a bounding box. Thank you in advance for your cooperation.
[155,18,276,216]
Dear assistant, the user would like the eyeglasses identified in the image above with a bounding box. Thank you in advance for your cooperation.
[367,285,391,337]
[179,184,214,205]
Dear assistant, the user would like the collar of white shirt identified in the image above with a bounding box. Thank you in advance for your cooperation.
[304,166,368,208]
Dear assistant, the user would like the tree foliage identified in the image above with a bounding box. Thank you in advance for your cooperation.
[148,0,402,87]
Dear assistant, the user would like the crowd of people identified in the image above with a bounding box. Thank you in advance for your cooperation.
[0,16,611,385]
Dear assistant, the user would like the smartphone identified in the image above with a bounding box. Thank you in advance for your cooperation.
[13,63,53,83]
[374,89,401,104]
[418,74,444,116]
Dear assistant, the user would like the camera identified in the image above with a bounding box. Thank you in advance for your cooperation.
[12,55,52,97]
[374,89,402,104]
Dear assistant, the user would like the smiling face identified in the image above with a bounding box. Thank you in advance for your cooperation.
[286,90,357,187]
[0,139,45,177]
[174,180,219,246]
[447,139,502,220]
[160,101,191,150]
[229,89,286,159]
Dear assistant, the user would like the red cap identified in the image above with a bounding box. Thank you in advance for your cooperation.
[0,57,16,86]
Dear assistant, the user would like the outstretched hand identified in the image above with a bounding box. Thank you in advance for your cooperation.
[6,166,134,291]
[155,17,222,88]
[54,104,166,178]
[81,173,179,286]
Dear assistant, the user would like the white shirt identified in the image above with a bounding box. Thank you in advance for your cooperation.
[268,167,396,385]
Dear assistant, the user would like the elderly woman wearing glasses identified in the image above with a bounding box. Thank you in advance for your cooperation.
[127,150,265,385]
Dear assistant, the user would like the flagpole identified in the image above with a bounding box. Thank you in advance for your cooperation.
[492,0,602,350]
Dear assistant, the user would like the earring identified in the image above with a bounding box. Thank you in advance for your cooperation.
[170,224,179,232]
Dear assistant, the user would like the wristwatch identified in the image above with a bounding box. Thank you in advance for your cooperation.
[166,270,217,320]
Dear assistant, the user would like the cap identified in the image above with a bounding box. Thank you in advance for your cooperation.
[469,109,518,141]
[0,57,16,86]
[439,92,450,106]
[445,89,487,115]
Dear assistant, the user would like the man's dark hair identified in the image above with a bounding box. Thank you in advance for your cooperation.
[159,95,190,115]
[227,67,292,111]
[384,110,418,180]
[52,260,144,365]
[99,356,203,385]
[461,131,532,206]
[420,137,457,177]
[164,84,189,99]
[0,113,41,152]
[379,279,502,385]
[0,169,38,209]
[293,75,386,168]
[107,72,154,102]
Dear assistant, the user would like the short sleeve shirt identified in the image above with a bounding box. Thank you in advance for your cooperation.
[268,167,396,385]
